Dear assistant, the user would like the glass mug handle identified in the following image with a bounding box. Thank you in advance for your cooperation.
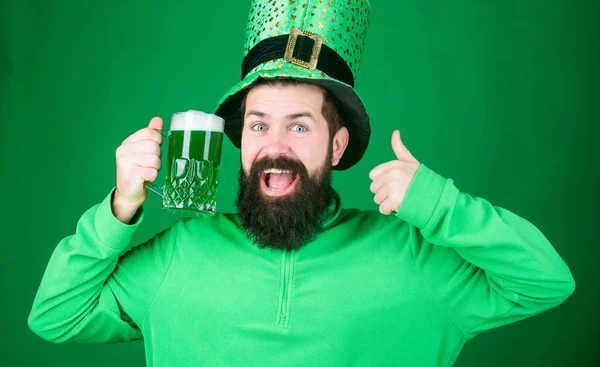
[144,129,170,198]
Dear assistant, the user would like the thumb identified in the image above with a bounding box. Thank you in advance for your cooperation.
[391,130,416,162]
[148,116,163,130]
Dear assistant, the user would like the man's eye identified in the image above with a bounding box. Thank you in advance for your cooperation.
[252,124,266,131]
[291,124,307,132]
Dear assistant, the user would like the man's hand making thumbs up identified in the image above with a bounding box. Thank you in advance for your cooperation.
[369,130,421,215]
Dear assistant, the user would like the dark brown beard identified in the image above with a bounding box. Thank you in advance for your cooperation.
[235,154,335,251]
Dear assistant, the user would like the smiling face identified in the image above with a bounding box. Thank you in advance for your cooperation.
[241,81,348,195]
[235,78,349,250]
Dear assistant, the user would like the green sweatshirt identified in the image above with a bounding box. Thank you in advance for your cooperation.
[28,164,575,366]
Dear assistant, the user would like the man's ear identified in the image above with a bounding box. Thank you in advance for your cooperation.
[331,127,349,167]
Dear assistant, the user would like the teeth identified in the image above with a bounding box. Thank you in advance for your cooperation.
[263,168,291,174]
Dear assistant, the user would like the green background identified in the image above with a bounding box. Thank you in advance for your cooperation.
[1,0,597,366]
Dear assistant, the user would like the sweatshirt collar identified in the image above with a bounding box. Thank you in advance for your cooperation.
[321,190,343,230]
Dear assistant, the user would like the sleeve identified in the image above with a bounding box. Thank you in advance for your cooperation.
[27,188,177,344]
[397,164,576,340]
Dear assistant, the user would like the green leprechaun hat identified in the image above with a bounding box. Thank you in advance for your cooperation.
[214,0,372,170]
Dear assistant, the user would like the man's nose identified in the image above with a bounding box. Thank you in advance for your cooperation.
[263,128,292,158]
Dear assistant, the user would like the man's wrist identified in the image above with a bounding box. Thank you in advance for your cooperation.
[396,164,448,228]
[111,192,144,224]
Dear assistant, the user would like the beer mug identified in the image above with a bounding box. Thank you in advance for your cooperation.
[146,110,225,216]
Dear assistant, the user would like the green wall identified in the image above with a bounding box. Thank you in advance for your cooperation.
[1,0,597,365]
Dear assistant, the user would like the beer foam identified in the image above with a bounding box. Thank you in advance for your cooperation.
[170,110,225,132]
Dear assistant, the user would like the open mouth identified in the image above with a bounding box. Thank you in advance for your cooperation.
[259,168,300,197]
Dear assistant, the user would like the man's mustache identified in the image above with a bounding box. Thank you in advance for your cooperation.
[249,156,309,179]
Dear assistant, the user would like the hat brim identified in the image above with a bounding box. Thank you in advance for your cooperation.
[214,59,370,171]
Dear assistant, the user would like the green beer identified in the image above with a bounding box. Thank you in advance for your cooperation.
[161,111,225,215]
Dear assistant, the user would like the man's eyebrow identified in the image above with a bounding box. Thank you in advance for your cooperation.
[245,110,268,118]
[285,112,315,121]
[244,111,316,121]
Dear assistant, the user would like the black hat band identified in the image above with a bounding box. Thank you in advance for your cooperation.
[241,27,354,87]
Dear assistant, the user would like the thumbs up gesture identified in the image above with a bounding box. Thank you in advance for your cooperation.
[369,130,421,215]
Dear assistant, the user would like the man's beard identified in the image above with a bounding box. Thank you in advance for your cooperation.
[235,151,335,251]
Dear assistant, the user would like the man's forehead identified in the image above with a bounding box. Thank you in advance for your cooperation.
[247,83,323,103]
[244,83,324,117]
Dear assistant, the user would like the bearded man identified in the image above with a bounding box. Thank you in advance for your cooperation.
[28,0,575,366]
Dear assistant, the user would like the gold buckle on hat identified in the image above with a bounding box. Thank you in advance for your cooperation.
[284,26,323,70]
